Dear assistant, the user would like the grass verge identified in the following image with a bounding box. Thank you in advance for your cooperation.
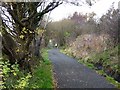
[28,48,54,88]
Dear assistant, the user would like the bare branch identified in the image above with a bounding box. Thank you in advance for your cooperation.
[21,2,43,23]
[7,5,25,27]
[21,11,36,22]
[37,1,62,20]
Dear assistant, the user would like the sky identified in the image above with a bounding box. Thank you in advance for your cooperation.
[50,0,120,21]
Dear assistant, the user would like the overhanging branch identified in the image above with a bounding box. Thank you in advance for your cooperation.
[37,1,63,21]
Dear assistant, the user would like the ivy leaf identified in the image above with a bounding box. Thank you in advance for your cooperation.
[13,72,17,76]
[38,29,45,34]
[29,31,33,34]
[20,35,24,39]
[22,27,26,31]
[22,27,27,34]
[16,48,20,52]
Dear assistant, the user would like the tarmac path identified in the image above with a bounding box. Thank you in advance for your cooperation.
[48,49,116,88]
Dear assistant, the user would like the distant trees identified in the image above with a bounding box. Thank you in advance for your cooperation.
[99,8,120,46]
[46,7,119,48]
[46,19,76,46]
[46,12,97,46]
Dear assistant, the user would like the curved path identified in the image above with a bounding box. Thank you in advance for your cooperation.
[48,49,116,88]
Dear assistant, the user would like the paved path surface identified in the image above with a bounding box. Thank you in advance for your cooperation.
[48,49,116,88]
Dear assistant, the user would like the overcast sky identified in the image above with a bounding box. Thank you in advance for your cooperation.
[50,0,119,21]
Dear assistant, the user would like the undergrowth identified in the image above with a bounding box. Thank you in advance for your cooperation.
[0,58,32,89]
[0,48,54,89]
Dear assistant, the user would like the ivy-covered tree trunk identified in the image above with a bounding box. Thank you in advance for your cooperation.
[1,2,62,72]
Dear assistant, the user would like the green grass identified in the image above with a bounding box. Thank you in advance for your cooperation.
[28,48,54,88]
[106,76,120,88]
[96,70,120,88]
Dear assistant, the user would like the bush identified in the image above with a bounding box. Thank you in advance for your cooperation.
[1,58,32,89]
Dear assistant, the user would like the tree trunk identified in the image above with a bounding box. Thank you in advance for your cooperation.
[34,34,43,58]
